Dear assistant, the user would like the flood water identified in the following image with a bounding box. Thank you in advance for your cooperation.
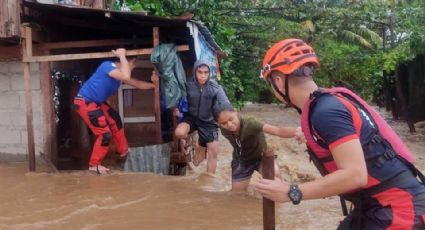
[0,164,261,230]
[3,104,423,230]
[0,163,340,230]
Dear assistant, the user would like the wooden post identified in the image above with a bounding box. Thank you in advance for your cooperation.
[262,149,275,230]
[153,27,162,143]
[153,27,159,47]
[22,25,36,171]
[153,78,161,143]
[171,107,179,152]
[40,59,57,168]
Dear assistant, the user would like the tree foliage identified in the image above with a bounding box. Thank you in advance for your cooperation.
[118,0,425,103]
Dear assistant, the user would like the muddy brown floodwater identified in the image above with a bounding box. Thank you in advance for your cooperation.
[1,104,424,230]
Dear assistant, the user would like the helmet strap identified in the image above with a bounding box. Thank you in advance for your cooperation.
[284,77,302,114]
[269,76,302,114]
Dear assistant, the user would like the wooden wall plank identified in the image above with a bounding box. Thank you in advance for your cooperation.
[152,27,161,144]
[7,0,18,37]
[36,38,151,50]
[93,0,104,9]
[25,26,32,56]
[0,0,20,38]
[0,0,8,37]
[23,45,189,62]
[0,45,21,60]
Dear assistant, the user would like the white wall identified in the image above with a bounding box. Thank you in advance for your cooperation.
[0,61,43,161]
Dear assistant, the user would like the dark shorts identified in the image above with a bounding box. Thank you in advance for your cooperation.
[231,159,261,182]
[182,115,218,147]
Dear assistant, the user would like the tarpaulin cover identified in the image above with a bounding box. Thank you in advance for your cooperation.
[150,43,187,109]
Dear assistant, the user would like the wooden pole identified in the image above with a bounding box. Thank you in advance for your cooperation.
[22,26,36,171]
[36,38,151,51]
[24,62,35,171]
[40,59,57,168]
[262,149,275,230]
[22,45,189,63]
[153,79,161,143]
[153,27,159,47]
[153,27,162,143]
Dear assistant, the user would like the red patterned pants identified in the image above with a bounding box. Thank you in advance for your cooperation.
[74,97,128,166]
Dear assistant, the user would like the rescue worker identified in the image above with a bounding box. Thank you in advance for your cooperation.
[174,60,229,174]
[254,38,425,229]
[74,48,158,175]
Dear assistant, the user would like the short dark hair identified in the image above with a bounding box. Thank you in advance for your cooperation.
[213,101,235,121]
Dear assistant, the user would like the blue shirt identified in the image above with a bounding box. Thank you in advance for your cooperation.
[78,61,120,104]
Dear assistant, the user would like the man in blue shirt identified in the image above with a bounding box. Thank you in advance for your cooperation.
[74,48,158,175]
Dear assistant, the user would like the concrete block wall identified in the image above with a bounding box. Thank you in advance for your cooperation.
[0,61,43,161]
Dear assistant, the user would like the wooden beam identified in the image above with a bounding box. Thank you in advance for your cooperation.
[153,27,159,47]
[153,77,161,143]
[124,117,156,123]
[25,27,32,57]
[24,62,36,172]
[1,37,153,59]
[29,29,44,43]
[36,38,151,51]
[0,45,21,60]
[40,59,58,168]
[152,27,161,143]
[22,25,36,171]
[52,16,171,35]
[22,45,189,63]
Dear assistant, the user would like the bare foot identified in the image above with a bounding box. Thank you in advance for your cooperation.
[187,162,201,174]
[179,139,188,153]
[89,165,110,175]
[119,151,129,158]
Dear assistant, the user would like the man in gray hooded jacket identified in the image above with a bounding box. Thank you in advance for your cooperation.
[174,60,229,174]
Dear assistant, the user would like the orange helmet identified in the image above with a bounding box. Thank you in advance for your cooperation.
[261,38,320,80]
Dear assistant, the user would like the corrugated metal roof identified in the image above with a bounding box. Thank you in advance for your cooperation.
[24,1,186,26]
[23,1,224,54]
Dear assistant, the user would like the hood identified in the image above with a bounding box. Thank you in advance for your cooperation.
[192,59,211,83]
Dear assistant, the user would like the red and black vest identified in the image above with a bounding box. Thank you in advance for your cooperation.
[301,87,417,192]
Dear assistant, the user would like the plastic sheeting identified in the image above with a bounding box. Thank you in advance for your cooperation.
[187,21,221,80]
[124,142,172,175]
[151,43,187,109]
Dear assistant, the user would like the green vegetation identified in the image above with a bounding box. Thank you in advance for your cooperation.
[117,0,425,104]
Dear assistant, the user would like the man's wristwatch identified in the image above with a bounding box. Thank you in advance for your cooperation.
[288,184,303,205]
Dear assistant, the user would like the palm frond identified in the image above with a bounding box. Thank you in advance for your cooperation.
[302,20,315,33]
[357,25,383,46]
[341,30,373,49]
